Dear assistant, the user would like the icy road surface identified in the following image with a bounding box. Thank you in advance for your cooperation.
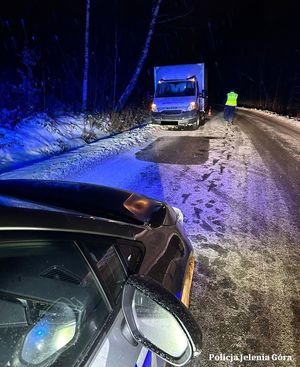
[1,109,299,367]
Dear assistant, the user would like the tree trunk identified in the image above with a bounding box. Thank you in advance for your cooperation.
[113,23,118,109]
[42,68,46,111]
[272,69,281,111]
[114,0,162,112]
[82,0,90,112]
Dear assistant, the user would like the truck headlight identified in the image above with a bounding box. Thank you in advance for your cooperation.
[151,103,158,112]
[187,102,196,111]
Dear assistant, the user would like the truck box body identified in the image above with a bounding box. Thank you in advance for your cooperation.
[151,63,207,129]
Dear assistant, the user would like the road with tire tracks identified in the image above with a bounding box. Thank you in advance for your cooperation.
[1,108,299,367]
[67,108,300,367]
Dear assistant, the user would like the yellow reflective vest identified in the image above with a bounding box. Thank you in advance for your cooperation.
[225,92,238,106]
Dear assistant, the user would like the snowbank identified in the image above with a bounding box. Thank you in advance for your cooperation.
[238,107,300,132]
[0,112,149,173]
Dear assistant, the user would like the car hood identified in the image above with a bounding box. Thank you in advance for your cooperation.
[0,179,170,227]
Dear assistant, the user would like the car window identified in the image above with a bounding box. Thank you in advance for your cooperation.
[0,238,112,367]
[83,242,127,303]
[117,242,143,275]
[81,238,144,302]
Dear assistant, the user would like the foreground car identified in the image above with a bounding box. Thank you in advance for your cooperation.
[0,179,202,367]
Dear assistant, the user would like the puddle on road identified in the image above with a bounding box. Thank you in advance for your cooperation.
[136,136,219,164]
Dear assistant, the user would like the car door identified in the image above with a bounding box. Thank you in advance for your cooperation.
[0,231,117,367]
[0,231,150,367]
[82,237,167,367]
[80,237,144,367]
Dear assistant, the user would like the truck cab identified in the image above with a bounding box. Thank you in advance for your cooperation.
[151,64,207,129]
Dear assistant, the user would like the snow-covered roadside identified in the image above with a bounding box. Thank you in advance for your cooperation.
[238,107,300,133]
[0,114,89,172]
[0,107,298,177]
[0,112,150,174]
[0,122,160,180]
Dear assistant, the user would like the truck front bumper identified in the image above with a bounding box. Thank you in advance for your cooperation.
[151,110,198,126]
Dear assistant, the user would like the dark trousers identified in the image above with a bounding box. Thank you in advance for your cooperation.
[224,106,236,123]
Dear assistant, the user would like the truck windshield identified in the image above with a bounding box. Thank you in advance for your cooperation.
[155,81,196,97]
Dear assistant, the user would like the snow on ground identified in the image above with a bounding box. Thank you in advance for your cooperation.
[0,110,158,178]
[239,107,300,132]
[0,109,299,366]
[183,114,300,367]
[0,113,90,172]
[0,121,159,180]
[0,107,298,176]
[0,111,151,174]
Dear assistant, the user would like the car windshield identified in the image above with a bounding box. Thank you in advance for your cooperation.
[0,237,116,367]
[155,81,196,97]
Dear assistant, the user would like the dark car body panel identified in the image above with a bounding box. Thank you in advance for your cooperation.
[0,179,175,227]
[0,179,193,299]
[0,179,195,367]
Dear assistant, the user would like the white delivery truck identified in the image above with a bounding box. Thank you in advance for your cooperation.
[151,63,208,129]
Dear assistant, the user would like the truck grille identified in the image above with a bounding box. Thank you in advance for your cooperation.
[161,121,178,125]
[160,110,182,114]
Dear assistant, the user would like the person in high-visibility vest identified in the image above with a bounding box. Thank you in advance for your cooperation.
[224,90,238,124]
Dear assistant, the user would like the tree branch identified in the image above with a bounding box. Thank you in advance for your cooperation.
[157,9,193,24]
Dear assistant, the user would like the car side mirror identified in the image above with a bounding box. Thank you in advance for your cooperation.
[201,89,208,98]
[16,300,78,366]
[122,275,202,366]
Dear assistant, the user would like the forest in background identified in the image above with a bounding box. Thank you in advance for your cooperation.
[0,0,299,127]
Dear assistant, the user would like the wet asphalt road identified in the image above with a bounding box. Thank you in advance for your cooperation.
[132,111,300,367]
[236,109,300,229]
[185,111,300,367]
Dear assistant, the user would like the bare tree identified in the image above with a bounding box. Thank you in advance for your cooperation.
[18,47,41,111]
[82,0,90,112]
[157,8,193,24]
[112,0,118,109]
[114,0,162,112]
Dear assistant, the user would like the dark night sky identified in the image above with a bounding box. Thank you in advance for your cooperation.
[0,0,299,112]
